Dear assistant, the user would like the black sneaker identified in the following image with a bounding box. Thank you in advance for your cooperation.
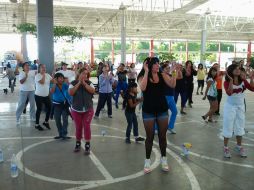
[35,125,44,131]
[180,111,187,115]
[115,104,119,109]
[54,136,62,139]
[108,115,112,118]
[125,138,131,144]
[135,137,145,143]
[43,122,51,130]
[214,112,220,116]
[84,143,90,155]
[200,92,203,95]
[74,141,81,152]
[62,136,71,140]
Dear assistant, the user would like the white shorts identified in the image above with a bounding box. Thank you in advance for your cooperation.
[223,102,245,138]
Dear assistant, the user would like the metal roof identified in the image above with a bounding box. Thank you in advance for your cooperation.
[1,0,254,41]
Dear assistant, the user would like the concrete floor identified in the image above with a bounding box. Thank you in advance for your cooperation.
[0,75,254,190]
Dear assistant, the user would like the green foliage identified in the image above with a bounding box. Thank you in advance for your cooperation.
[137,42,150,50]
[188,42,201,51]
[95,52,110,61]
[54,26,82,42]
[16,23,36,34]
[204,53,217,63]
[157,42,169,52]
[172,42,186,51]
[90,70,97,77]
[16,23,83,43]
[206,43,218,51]
[220,43,234,52]
[158,52,176,62]
[136,53,149,63]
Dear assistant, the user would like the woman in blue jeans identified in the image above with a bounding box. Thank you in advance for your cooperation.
[114,63,128,109]
[154,63,178,134]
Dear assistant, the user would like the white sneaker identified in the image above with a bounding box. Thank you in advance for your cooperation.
[168,129,176,134]
[16,119,21,125]
[161,157,169,172]
[234,146,247,158]
[223,147,231,158]
[144,159,151,174]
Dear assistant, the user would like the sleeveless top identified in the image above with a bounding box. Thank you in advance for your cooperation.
[142,73,168,114]
[70,80,93,112]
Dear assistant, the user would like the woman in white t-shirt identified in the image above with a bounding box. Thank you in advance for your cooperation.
[34,64,53,131]
[16,62,37,124]
[127,63,137,84]
[202,67,218,122]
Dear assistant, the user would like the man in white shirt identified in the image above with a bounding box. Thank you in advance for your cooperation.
[56,62,76,84]
[16,62,37,124]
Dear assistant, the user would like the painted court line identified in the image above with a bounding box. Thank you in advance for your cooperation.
[15,135,161,189]
[92,124,201,190]
[84,149,114,180]
[167,141,254,169]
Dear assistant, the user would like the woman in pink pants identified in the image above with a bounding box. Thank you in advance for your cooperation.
[69,68,95,154]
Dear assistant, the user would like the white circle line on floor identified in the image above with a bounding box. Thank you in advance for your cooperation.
[92,124,254,169]
[15,135,161,189]
[92,124,201,190]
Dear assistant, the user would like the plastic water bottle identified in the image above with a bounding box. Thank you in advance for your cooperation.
[101,130,106,142]
[10,154,18,178]
[0,148,3,163]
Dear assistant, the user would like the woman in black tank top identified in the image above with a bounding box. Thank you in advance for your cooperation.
[137,57,176,174]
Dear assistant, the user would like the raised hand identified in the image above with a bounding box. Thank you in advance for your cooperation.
[226,71,233,81]
[143,61,149,72]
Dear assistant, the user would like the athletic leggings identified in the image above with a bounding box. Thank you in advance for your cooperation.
[71,109,94,141]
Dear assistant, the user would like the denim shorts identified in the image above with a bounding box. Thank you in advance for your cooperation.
[142,111,168,121]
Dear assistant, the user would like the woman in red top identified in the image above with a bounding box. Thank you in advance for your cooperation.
[223,64,254,158]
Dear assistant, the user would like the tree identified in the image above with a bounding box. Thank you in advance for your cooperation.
[137,41,150,50]
[221,43,234,52]
[206,43,218,52]
[172,42,186,51]
[157,42,169,52]
[158,52,176,62]
[188,42,201,51]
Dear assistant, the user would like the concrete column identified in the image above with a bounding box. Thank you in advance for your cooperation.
[200,15,207,65]
[91,38,94,65]
[247,41,251,62]
[112,39,114,65]
[36,0,54,73]
[21,33,28,62]
[150,39,154,57]
[120,5,126,64]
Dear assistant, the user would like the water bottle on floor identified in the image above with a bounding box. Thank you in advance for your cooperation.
[101,129,106,142]
[10,154,18,178]
[0,148,3,163]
